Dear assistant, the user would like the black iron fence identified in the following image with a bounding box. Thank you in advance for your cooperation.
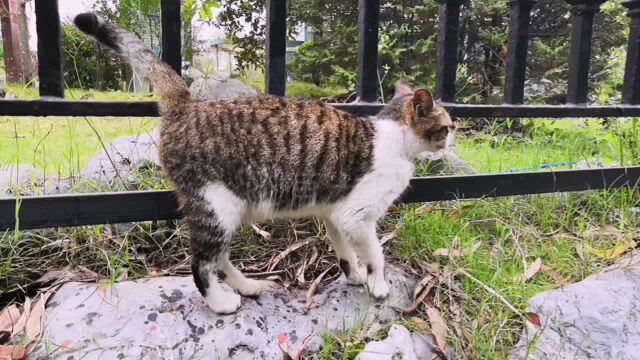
[1,0,640,230]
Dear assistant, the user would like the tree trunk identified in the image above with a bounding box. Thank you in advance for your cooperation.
[17,0,33,82]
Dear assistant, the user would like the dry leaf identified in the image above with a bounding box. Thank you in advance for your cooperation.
[277,333,295,360]
[426,306,448,353]
[116,269,129,282]
[526,312,542,328]
[305,268,332,311]
[415,204,433,214]
[433,242,481,258]
[433,248,463,257]
[0,345,27,360]
[540,264,568,286]
[0,305,20,335]
[11,297,31,337]
[295,246,319,285]
[268,237,317,272]
[25,296,46,340]
[584,239,636,260]
[413,274,436,300]
[380,231,396,246]
[401,282,434,314]
[525,257,543,282]
[251,224,273,241]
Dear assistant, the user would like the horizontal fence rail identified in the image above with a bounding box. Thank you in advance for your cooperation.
[1,167,639,231]
[4,100,640,118]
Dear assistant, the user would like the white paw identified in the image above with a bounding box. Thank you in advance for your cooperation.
[346,266,367,285]
[367,275,390,301]
[206,290,242,314]
[235,279,278,297]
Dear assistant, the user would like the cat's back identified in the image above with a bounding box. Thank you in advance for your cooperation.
[159,96,377,208]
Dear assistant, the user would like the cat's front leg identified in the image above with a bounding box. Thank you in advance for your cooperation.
[334,218,390,300]
[324,219,367,285]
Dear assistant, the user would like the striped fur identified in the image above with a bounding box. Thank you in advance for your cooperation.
[75,13,454,314]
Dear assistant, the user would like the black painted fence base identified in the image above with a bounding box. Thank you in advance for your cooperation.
[4,100,640,118]
[1,167,639,231]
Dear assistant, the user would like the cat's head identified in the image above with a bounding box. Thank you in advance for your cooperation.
[380,80,455,153]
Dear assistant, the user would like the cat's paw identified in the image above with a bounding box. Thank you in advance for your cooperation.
[235,279,279,297]
[367,275,390,301]
[206,291,242,314]
[346,265,368,285]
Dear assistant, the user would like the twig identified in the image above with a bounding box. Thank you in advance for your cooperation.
[458,268,522,316]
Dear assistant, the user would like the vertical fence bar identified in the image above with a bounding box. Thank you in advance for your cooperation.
[35,0,64,98]
[357,0,380,103]
[161,0,182,76]
[566,0,604,104]
[265,0,287,96]
[622,0,640,104]
[436,0,463,102]
[504,0,536,104]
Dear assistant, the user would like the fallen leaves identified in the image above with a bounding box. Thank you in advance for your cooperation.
[0,287,57,360]
[526,312,542,328]
[540,264,568,286]
[584,239,637,260]
[267,237,317,272]
[433,241,481,258]
[0,345,27,359]
[426,307,448,353]
[524,257,542,282]
[0,306,20,337]
[304,267,332,311]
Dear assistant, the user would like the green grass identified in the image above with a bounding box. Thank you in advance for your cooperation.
[392,188,639,359]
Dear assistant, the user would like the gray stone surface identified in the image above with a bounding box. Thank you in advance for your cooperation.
[32,267,414,359]
[356,324,435,360]
[82,129,160,185]
[510,251,640,360]
[190,74,259,101]
[0,164,44,196]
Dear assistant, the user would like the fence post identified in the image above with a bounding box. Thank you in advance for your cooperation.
[161,0,182,76]
[357,0,380,103]
[504,0,536,104]
[35,0,64,98]
[566,0,604,104]
[622,0,640,104]
[265,0,287,96]
[435,0,463,103]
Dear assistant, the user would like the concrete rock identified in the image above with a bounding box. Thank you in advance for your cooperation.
[0,164,45,196]
[82,129,160,187]
[356,324,435,360]
[510,251,640,360]
[32,266,415,359]
[190,74,259,101]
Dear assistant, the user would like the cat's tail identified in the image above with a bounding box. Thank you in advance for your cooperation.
[73,12,191,108]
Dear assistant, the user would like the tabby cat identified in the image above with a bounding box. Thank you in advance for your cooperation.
[74,13,454,314]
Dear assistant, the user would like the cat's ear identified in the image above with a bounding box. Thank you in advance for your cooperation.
[412,89,434,116]
[393,80,415,99]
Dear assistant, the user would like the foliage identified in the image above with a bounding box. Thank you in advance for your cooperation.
[62,24,122,90]
[214,0,630,104]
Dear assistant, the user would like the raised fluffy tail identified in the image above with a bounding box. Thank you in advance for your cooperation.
[74,13,190,106]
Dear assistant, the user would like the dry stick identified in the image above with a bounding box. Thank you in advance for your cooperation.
[81,116,130,190]
[458,268,522,316]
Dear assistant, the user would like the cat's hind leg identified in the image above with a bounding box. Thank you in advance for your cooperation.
[324,219,367,285]
[188,183,246,314]
[189,219,242,314]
